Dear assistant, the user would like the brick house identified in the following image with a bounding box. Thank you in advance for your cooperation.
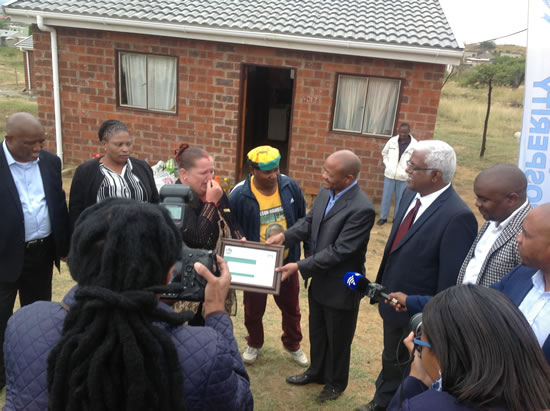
[4,0,462,200]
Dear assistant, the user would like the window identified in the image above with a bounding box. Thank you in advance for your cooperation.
[118,52,177,113]
[333,75,401,136]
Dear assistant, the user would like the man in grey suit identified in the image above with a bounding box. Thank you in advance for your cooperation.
[267,150,375,404]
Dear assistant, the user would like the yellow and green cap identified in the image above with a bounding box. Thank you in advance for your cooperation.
[247,145,281,171]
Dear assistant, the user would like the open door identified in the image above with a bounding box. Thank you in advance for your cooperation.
[237,65,295,180]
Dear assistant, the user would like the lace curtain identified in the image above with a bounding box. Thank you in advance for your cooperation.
[333,75,400,136]
[120,53,177,112]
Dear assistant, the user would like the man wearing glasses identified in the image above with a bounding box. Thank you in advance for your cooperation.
[357,140,477,411]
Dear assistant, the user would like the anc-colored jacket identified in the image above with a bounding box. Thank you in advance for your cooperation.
[229,174,309,263]
[3,287,253,411]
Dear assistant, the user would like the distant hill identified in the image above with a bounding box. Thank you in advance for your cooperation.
[465,43,526,57]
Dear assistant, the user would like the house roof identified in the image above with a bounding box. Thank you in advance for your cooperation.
[3,0,463,64]
[14,34,33,50]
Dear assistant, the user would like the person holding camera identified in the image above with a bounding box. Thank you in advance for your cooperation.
[387,285,550,411]
[68,119,159,233]
[3,198,253,411]
[174,144,244,319]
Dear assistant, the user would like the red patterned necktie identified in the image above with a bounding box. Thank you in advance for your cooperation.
[390,199,421,253]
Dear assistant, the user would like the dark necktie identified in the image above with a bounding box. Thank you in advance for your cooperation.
[390,199,421,253]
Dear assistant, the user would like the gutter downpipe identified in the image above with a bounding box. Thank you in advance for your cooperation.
[36,15,63,165]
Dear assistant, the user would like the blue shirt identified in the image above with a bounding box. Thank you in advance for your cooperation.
[518,270,550,348]
[3,140,51,241]
[324,180,357,216]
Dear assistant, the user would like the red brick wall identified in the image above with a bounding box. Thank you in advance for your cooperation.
[32,27,445,201]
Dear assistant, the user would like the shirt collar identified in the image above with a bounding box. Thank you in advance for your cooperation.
[2,139,40,167]
[414,182,451,206]
[330,179,357,201]
[532,270,547,293]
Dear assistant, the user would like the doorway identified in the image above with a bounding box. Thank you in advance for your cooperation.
[238,65,295,180]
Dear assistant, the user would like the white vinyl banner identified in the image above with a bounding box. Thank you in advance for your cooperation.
[518,0,550,206]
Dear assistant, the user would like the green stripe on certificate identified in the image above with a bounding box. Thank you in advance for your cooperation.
[231,272,255,278]
[225,256,256,265]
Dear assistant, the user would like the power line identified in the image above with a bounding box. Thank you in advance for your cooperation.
[468,28,527,45]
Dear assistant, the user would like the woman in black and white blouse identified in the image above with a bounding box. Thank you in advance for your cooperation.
[68,120,158,232]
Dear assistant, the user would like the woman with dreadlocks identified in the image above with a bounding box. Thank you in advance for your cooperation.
[68,119,159,233]
[3,198,253,411]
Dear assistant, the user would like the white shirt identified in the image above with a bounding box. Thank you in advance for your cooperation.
[3,140,51,241]
[518,271,550,348]
[462,201,528,284]
[401,183,451,225]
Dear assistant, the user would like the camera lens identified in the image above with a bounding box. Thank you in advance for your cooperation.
[408,313,423,337]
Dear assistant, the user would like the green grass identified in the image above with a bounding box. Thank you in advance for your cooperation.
[0,46,25,90]
[0,96,38,140]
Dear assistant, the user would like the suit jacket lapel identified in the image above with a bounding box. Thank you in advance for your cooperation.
[391,186,453,253]
[322,184,359,222]
[312,189,329,248]
[486,202,531,257]
[0,145,24,219]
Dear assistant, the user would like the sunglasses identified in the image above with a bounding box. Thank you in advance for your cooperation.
[413,337,432,358]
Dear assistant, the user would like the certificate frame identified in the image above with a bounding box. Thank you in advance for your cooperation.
[217,238,284,295]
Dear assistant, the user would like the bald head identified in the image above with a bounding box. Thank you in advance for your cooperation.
[5,112,45,163]
[322,150,361,194]
[517,203,550,273]
[473,164,527,222]
[327,150,361,178]
[476,165,527,201]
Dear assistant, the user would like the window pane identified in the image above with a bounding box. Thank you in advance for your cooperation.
[333,75,369,132]
[120,53,147,108]
[363,78,400,136]
[147,56,177,112]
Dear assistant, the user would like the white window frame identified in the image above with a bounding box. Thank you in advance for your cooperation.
[118,51,178,113]
[332,74,401,137]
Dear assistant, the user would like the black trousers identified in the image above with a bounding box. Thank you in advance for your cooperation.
[305,289,359,392]
[373,323,411,407]
[0,237,55,386]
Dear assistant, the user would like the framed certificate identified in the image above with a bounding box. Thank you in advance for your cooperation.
[218,238,284,295]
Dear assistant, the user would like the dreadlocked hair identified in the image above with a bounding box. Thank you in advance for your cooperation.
[47,198,187,411]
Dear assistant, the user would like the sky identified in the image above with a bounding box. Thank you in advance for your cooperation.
[439,0,528,46]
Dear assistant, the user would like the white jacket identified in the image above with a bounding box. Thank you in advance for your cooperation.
[381,135,417,181]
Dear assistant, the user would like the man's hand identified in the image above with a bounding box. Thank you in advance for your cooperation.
[205,179,223,204]
[275,262,298,281]
[194,255,230,318]
[386,292,408,312]
[265,232,285,245]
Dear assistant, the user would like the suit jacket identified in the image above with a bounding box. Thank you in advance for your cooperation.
[456,201,531,287]
[376,186,477,327]
[0,148,69,282]
[284,183,375,311]
[491,264,550,364]
[69,156,159,232]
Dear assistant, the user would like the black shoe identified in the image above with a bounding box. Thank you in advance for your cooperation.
[376,219,387,226]
[316,385,342,403]
[355,400,386,411]
[286,373,321,385]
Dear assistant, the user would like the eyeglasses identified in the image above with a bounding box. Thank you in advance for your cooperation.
[413,337,432,358]
[406,160,436,172]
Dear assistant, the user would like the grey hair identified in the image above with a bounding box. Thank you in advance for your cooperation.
[415,140,456,184]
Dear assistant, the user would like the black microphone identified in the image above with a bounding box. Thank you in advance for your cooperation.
[344,272,396,303]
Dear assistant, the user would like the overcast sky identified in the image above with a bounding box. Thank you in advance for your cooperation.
[440,0,528,46]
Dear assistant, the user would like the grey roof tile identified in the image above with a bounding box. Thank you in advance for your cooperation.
[4,0,460,50]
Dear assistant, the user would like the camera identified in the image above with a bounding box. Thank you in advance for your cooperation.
[409,312,423,337]
[163,245,220,302]
[159,184,199,228]
[160,184,217,302]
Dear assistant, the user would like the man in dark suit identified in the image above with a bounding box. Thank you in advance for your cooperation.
[0,112,69,389]
[359,140,477,411]
[267,150,375,403]
[492,203,550,364]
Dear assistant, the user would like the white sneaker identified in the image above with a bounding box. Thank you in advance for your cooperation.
[243,346,260,364]
[289,348,309,367]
